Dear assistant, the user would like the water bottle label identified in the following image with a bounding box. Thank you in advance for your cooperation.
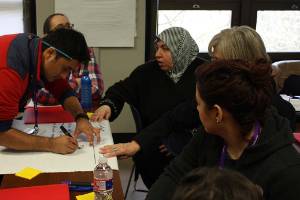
[93,178,113,191]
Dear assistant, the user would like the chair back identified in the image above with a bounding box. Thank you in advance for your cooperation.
[124,105,148,199]
[272,60,300,94]
[280,75,300,96]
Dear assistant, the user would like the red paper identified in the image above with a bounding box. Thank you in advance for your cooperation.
[0,184,69,200]
[23,106,74,124]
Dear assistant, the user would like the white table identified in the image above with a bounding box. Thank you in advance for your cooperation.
[0,120,118,174]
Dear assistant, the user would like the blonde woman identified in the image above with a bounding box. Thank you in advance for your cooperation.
[208,25,270,62]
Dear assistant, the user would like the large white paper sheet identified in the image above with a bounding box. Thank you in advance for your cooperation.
[0,120,118,174]
[55,0,136,47]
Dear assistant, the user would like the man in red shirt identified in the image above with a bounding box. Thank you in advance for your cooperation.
[0,28,100,154]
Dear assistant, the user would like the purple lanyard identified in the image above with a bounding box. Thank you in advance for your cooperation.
[219,121,260,169]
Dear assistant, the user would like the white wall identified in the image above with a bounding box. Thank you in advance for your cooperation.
[36,0,146,133]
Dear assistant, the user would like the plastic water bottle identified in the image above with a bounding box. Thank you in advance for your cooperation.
[93,156,113,200]
[80,69,92,112]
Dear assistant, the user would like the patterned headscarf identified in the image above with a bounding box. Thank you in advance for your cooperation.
[157,27,199,83]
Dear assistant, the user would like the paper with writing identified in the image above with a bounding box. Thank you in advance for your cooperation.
[0,120,118,174]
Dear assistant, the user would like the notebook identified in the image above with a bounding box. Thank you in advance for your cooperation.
[23,106,74,124]
[0,184,69,200]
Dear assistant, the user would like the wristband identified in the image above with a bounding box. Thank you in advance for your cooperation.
[75,113,89,122]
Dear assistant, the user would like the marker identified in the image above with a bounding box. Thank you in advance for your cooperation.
[68,185,93,192]
[63,181,92,186]
[60,125,72,137]
[62,181,93,192]
[60,125,82,149]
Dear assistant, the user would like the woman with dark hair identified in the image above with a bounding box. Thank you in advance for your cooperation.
[147,60,300,200]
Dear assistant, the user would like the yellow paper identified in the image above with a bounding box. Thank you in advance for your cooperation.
[87,112,94,119]
[76,192,95,200]
[15,167,42,180]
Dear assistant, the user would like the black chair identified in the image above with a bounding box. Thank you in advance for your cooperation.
[280,75,300,96]
[124,105,148,199]
[272,60,300,122]
[272,60,300,93]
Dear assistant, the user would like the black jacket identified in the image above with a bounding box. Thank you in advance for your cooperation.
[134,93,296,156]
[100,58,206,127]
[147,108,300,200]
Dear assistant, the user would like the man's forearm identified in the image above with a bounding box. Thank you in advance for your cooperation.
[63,96,85,117]
[0,129,52,151]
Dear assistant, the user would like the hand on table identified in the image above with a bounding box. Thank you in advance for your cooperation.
[74,118,100,145]
[99,141,141,159]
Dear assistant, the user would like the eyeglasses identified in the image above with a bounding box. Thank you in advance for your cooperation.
[42,41,73,60]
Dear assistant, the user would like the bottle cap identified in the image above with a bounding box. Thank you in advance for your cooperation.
[98,154,108,163]
[82,69,89,76]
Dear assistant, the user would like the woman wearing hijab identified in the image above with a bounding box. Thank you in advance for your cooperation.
[93,27,206,188]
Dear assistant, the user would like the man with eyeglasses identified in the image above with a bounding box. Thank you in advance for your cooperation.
[38,13,104,107]
[0,28,100,154]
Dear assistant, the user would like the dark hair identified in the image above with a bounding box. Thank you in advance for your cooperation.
[43,13,66,34]
[172,167,264,200]
[195,59,273,135]
[42,28,90,63]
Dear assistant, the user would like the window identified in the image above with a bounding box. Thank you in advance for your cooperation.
[158,10,231,52]
[146,0,300,62]
[0,0,23,35]
[256,11,300,52]
[0,0,36,35]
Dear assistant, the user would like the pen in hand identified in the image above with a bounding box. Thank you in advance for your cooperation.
[60,125,72,137]
[60,125,82,149]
